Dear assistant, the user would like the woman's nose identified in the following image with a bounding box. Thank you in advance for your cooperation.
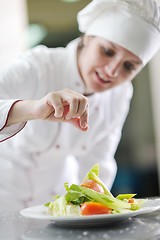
[104,60,121,78]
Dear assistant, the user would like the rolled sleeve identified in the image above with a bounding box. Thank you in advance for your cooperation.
[0,100,26,142]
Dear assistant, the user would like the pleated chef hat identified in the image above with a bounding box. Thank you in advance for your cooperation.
[77,0,160,66]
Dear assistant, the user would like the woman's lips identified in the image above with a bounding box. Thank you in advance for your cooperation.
[95,72,111,84]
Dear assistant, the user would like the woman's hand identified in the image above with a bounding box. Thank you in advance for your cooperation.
[32,88,89,130]
[7,89,89,131]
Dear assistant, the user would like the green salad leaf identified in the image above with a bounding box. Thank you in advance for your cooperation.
[116,194,137,200]
[82,164,113,197]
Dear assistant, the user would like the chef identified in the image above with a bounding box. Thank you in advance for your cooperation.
[0,0,160,210]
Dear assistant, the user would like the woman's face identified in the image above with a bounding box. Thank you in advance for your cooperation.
[78,36,142,94]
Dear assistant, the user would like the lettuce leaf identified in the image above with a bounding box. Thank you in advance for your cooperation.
[116,194,137,200]
[64,182,92,205]
[45,196,80,216]
[82,163,113,197]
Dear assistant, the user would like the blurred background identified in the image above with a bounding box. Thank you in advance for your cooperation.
[0,0,160,198]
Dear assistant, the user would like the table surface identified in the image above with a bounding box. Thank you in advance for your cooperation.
[1,202,160,240]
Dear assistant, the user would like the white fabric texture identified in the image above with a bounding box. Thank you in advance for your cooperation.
[77,0,160,65]
[0,100,26,141]
[0,38,133,210]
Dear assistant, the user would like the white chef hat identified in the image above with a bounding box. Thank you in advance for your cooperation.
[77,0,160,66]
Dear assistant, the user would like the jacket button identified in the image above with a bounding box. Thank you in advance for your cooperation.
[55,144,60,149]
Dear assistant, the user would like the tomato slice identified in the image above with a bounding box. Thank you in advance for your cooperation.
[81,202,112,215]
[128,198,135,203]
[81,180,104,193]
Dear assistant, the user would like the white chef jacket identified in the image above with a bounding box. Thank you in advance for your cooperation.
[0,38,133,210]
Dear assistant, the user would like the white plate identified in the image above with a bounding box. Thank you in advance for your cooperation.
[20,198,160,227]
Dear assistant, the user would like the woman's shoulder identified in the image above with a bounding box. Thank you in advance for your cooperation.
[23,44,66,60]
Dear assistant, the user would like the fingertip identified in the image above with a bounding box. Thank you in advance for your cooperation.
[66,118,89,131]
[80,119,88,129]
[80,125,89,131]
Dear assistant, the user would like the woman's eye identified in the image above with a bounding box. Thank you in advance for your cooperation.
[124,62,135,72]
[102,47,115,57]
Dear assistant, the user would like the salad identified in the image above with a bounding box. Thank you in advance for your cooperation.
[44,164,145,216]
